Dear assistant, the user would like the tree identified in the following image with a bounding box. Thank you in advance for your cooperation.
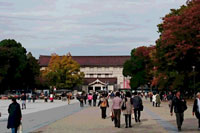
[42,54,84,90]
[123,46,154,90]
[155,0,200,93]
[23,52,40,90]
[0,39,27,93]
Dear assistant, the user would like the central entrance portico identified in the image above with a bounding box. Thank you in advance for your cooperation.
[88,79,107,92]
[82,78,117,93]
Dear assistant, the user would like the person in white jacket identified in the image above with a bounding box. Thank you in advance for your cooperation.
[152,93,156,107]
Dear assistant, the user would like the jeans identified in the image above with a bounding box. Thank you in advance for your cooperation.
[114,109,121,127]
[101,107,107,119]
[125,114,131,127]
[176,113,184,129]
[93,100,96,106]
[11,128,17,133]
[88,100,92,106]
[134,109,141,122]
[22,100,26,109]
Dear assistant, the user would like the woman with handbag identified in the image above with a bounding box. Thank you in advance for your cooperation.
[122,91,133,128]
[193,92,200,130]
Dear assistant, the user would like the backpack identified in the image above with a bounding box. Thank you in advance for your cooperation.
[101,99,107,107]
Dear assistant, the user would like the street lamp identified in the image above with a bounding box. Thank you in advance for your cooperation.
[192,66,196,97]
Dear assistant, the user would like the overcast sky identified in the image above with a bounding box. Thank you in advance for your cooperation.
[0,0,187,58]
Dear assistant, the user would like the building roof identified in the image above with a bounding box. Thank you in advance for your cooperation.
[83,78,117,85]
[39,55,130,67]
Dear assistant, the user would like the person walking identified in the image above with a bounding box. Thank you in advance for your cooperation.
[32,93,36,103]
[152,93,156,107]
[21,93,26,110]
[83,93,87,105]
[7,98,22,133]
[167,92,173,108]
[156,93,161,107]
[170,91,187,131]
[27,94,31,103]
[112,92,122,128]
[78,93,84,107]
[88,93,93,106]
[149,92,153,102]
[67,92,72,104]
[122,92,133,128]
[132,91,142,123]
[98,94,109,119]
[193,92,200,130]
[50,94,54,102]
[93,92,98,106]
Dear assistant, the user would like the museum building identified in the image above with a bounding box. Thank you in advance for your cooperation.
[39,55,131,92]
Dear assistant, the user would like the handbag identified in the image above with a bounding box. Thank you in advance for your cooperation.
[132,113,134,119]
[139,104,144,111]
[110,112,114,121]
[121,102,126,110]
[181,100,187,112]
[18,122,23,133]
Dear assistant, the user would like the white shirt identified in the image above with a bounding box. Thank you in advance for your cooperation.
[152,95,156,102]
[197,98,200,113]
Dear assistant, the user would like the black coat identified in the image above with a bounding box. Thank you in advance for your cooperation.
[7,102,22,129]
[170,96,186,113]
[93,94,97,100]
[131,96,142,109]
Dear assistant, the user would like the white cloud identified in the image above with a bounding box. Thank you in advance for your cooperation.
[0,0,187,58]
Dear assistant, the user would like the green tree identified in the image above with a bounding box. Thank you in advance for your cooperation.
[0,39,27,93]
[123,46,154,90]
[23,52,40,90]
[42,54,84,90]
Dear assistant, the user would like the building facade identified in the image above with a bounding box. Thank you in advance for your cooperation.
[39,55,131,92]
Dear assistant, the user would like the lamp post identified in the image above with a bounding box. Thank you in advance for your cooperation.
[192,66,196,97]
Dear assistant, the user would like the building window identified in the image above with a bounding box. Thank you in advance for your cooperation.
[90,67,94,71]
[90,74,94,78]
[105,74,109,78]
[97,74,101,78]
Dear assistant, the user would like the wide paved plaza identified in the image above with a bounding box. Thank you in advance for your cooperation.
[1,98,199,133]
[33,99,199,133]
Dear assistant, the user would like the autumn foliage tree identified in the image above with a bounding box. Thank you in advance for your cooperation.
[42,54,84,90]
[124,0,200,95]
[155,0,200,93]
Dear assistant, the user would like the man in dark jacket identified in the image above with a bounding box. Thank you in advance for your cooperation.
[170,91,187,131]
[93,92,98,106]
[7,98,22,133]
[131,91,142,123]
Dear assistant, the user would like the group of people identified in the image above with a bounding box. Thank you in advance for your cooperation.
[98,91,143,128]
[76,92,98,107]
[152,92,161,107]
[18,93,37,110]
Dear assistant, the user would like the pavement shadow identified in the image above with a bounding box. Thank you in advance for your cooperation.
[167,118,199,132]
